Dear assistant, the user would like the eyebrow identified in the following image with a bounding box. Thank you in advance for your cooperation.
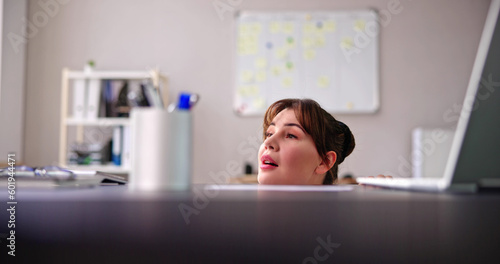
[269,122,306,133]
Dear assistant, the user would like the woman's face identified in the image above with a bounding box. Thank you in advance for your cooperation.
[258,109,325,185]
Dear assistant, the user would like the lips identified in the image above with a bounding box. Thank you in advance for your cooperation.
[260,154,278,169]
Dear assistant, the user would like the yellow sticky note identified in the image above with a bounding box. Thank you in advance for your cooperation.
[237,44,247,55]
[281,77,293,88]
[240,70,254,83]
[275,47,288,59]
[256,71,267,82]
[346,102,354,110]
[340,37,354,50]
[317,76,330,88]
[238,86,248,96]
[246,34,257,43]
[253,97,266,109]
[302,37,313,48]
[249,23,262,34]
[304,49,316,60]
[239,24,249,35]
[315,35,326,48]
[238,85,259,96]
[324,21,336,32]
[283,22,294,34]
[271,66,282,76]
[354,19,366,32]
[270,21,281,34]
[254,58,267,69]
[249,85,259,96]
[246,43,258,55]
[303,22,315,34]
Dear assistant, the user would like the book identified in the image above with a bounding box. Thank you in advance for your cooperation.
[122,126,131,168]
[112,126,122,166]
[72,79,86,119]
[86,79,101,119]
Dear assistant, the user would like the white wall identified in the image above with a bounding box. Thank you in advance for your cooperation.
[22,0,490,182]
[0,0,27,164]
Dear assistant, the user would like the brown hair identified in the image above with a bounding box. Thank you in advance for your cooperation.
[262,99,355,184]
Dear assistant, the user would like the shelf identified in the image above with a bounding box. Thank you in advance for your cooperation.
[65,118,130,126]
[59,68,167,175]
[65,163,130,174]
[67,70,152,80]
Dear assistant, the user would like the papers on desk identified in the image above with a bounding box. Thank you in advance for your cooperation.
[205,184,354,192]
[0,171,126,188]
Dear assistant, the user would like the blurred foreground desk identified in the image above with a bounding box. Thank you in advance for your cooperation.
[1,185,500,263]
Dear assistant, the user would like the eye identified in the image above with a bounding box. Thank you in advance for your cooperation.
[286,133,297,139]
[265,132,273,138]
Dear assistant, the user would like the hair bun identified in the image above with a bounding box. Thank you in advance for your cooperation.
[337,121,354,162]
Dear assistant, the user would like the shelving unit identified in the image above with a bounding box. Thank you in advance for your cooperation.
[58,68,167,173]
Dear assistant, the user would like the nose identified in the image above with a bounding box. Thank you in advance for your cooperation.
[263,135,278,151]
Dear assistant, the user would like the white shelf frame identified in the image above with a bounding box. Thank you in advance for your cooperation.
[58,68,167,173]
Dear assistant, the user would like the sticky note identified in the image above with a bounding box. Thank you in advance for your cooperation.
[270,21,281,34]
[317,76,330,88]
[271,66,282,76]
[346,102,354,110]
[281,77,293,88]
[283,22,294,34]
[238,85,259,96]
[239,24,249,35]
[238,86,248,96]
[253,97,266,109]
[251,23,263,34]
[275,47,288,59]
[249,85,259,95]
[240,70,254,83]
[303,22,315,34]
[340,37,354,50]
[256,71,267,82]
[324,21,336,32]
[304,49,316,60]
[302,37,313,48]
[237,45,247,55]
[255,58,267,69]
[246,44,258,55]
[315,35,326,47]
[354,19,366,32]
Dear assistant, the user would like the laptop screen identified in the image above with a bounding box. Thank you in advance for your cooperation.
[445,0,500,188]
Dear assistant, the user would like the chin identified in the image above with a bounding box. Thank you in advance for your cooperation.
[258,173,290,185]
[257,173,278,184]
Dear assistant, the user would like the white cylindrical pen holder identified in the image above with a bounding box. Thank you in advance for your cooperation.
[129,108,192,191]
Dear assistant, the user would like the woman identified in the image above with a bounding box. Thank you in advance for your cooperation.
[258,98,355,185]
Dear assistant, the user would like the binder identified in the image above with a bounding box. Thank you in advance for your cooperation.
[72,79,86,119]
[86,79,101,119]
[112,126,122,166]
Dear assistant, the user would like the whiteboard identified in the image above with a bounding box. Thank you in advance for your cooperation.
[233,10,380,115]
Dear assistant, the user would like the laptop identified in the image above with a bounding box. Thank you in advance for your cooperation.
[356,0,500,192]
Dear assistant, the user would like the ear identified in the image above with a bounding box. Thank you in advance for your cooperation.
[314,151,337,175]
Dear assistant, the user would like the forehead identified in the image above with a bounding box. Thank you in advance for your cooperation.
[272,109,298,125]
